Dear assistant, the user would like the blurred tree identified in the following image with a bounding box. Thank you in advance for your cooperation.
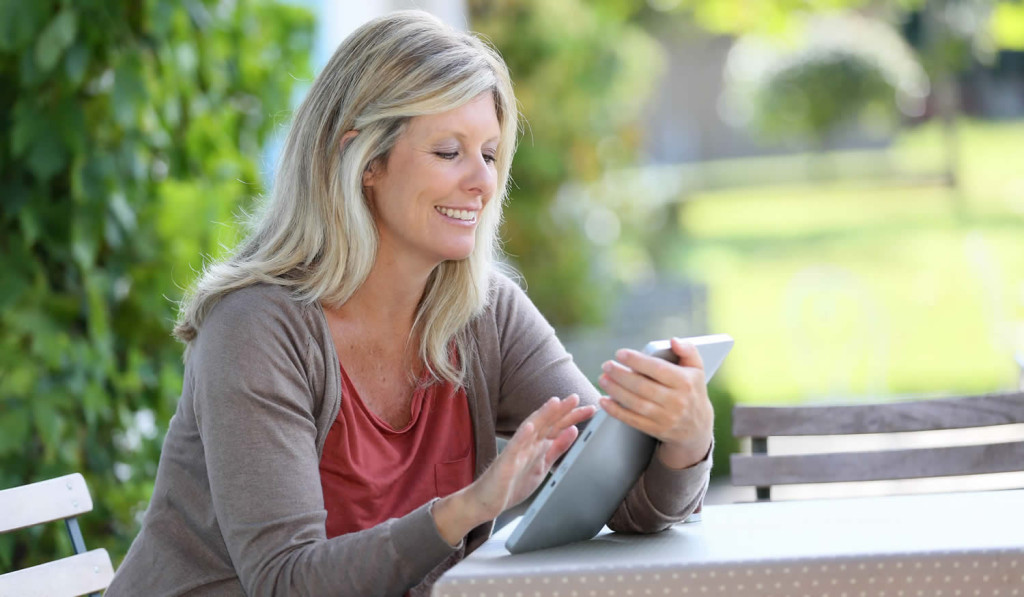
[667,0,1023,193]
[756,53,896,149]
[468,0,664,326]
[666,0,1022,49]
[722,14,929,154]
[0,0,312,568]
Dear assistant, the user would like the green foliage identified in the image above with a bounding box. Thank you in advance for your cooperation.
[0,0,312,568]
[468,0,664,326]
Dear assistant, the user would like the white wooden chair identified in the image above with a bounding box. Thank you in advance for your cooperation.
[0,474,114,597]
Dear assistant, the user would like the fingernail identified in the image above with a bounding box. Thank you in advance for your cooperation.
[615,349,628,360]
[601,361,612,372]
[598,375,608,387]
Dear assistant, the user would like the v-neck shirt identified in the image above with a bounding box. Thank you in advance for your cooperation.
[319,361,476,538]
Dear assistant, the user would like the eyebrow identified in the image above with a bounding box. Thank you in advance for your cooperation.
[422,126,500,143]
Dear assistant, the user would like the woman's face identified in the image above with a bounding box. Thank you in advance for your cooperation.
[364,92,500,270]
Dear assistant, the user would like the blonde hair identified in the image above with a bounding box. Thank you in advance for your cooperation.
[174,10,519,385]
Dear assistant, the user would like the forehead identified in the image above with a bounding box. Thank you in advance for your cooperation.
[405,93,500,140]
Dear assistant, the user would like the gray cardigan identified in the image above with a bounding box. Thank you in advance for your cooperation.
[107,272,711,596]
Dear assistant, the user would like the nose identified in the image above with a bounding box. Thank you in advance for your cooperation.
[462,154,496,200]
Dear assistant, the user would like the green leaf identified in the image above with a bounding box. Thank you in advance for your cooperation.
[82,382,111,430]
[0,406,31,457]
[30,397,62,463]
[71,153,113,204]
[0,245,31,310]
[71,203,102,268]
[9,100,36,157]
[0,1,46,52]
[25,130,68,181]
[84,271,113,351]
[113,58,145,127]
[64,42,90,87]
[17,208,40,247]
[34,9,78,73]
[0,179,29,219]
[108,192,138,234]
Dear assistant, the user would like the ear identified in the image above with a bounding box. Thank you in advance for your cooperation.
[340,129,359,151]
[340,129,376,187]
[362,158,378,188]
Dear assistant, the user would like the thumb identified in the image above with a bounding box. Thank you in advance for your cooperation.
[671,337,705,371]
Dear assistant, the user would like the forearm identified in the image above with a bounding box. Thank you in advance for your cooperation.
[249,502,460,596]
[656,433,714,470]
[607,438,713,534]
[432,489,492,547]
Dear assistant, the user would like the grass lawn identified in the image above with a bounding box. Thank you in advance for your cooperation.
[668,119,1024,405]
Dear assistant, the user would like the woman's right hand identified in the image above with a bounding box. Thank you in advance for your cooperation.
[431,394,595,546]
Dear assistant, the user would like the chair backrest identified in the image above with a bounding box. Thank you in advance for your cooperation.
[730,391,1024,501]
[0,474,114,597]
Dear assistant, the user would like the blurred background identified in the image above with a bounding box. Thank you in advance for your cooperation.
[2,0,1023,570]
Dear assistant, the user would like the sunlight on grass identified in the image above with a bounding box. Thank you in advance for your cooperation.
[672,120,1024,405]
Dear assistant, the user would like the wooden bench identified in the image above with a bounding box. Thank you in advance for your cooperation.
[730,391,1024,501]
[0,474,114,597]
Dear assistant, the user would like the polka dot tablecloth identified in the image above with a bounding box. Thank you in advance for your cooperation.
[432,490,1024,597]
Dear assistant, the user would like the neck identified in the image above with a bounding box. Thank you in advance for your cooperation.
[334,245,438,334]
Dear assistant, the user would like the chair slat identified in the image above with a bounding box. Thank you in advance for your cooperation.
[731,440,1024,486]
[0,474,93,533]
[0,549,114,597]
[733,392,1024,437]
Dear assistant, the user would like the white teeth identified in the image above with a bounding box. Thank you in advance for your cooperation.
[436,207,477,221]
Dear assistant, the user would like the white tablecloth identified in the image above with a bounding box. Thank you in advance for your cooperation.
[433,489,1024,596]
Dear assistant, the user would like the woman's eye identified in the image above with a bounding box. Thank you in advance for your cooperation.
[435,151,459,160]
[483,153,497,164]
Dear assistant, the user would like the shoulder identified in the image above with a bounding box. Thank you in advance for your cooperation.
[483,267,535,322]
[473,267,555,348]
[193,283,322,355]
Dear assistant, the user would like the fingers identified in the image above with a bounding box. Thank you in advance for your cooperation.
[526,394,588,439]
[507,396,592,474]
[601,346,705,397]
[555,404,597,431]
[473,396,597,516]
[599,360,665,404]
[599,395,661,438]
[543,425,579,469]
[597,341,711,445]
[504,395,585,469]
[610,348,678,385]
[598,371,665,420]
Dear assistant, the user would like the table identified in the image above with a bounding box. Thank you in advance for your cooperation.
[433,490,1024,596]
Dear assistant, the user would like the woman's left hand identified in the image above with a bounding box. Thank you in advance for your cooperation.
[597,337,714,470]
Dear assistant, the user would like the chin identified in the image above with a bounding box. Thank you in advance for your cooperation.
[437,245,476,263]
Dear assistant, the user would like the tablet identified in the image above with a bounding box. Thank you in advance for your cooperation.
[504,333,734,554]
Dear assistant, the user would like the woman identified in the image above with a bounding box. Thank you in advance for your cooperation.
[108,10,713,597]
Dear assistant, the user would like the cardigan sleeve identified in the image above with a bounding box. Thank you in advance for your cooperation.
[488,273,711,532]
[189,287,457,596]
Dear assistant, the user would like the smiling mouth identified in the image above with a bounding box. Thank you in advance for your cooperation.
[435,206,478,222]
